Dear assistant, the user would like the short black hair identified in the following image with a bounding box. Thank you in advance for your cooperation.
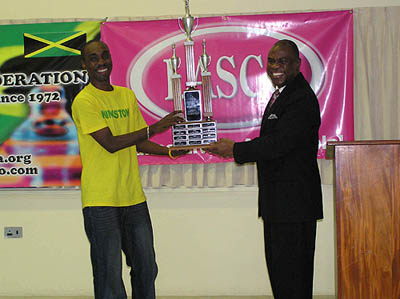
[80,39,106,61]
[274,39,300,59]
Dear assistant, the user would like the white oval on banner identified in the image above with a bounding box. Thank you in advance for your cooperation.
[129,26,325,130]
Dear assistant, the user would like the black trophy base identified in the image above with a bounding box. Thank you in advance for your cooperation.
[171,120,217,150]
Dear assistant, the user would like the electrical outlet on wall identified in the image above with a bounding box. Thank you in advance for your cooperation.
[4,227,23,238]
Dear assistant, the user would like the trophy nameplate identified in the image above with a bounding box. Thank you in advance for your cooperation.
[172,120,217,150]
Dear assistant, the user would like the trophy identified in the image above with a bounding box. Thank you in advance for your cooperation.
[170,0,217,149]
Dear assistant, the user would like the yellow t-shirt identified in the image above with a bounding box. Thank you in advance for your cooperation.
[72,83,147,208]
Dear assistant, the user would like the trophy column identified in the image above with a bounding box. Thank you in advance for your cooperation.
[185,41,196,87]
[170,44,183,115]
[200,40,213,120]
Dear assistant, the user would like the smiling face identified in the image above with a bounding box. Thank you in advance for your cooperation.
[266,41,301,88]
[81,41,113,91]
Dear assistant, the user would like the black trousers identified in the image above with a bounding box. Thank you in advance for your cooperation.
[263,220,317,299]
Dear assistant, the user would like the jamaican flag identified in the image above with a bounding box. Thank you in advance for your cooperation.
[24,31,86,58]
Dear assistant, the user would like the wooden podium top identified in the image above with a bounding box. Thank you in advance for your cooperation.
[326,140,400,159]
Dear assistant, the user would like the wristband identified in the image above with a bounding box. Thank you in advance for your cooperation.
[146,126,150,140]
[168,148,177,160]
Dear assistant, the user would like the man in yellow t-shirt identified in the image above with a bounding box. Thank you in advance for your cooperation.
[72,40,185,299]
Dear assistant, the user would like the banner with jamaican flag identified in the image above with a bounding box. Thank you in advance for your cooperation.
[0,21,100,188]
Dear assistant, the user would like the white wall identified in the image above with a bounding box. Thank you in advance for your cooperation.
[0,186,335,296]
[1,0,399,296]
[0,0,399,20]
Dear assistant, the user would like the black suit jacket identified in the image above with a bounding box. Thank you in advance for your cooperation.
[233,72,323,223]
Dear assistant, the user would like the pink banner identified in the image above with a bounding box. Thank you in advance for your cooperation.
[101,10,354,165]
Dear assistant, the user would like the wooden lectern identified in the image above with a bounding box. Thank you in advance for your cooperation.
[327,140,400,299]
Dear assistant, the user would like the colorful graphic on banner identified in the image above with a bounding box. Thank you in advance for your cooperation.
[101,10,354,165]
[0,21,100,188]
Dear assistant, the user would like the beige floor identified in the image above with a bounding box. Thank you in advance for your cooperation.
[0,296,335,299]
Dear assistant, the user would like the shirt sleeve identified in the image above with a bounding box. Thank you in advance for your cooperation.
[72,94,108,135]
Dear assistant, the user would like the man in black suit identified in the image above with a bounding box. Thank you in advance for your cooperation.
[207,39,323,299]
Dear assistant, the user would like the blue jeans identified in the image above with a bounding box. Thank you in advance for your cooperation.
[83,202,158,299]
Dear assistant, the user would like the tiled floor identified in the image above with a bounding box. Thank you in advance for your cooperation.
[0,296,335,299]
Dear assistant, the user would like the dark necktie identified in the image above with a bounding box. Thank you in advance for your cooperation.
[261,89,281,128]
[267,89,280,110]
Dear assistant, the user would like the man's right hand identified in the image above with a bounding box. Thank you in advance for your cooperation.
[205,138,235,158]
[149,111,184,134]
